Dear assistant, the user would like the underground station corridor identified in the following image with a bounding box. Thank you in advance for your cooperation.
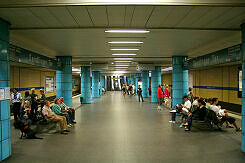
[1,0,245,162]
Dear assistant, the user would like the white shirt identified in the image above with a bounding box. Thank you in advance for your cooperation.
[184,100,192,109]
[210,105,219,115]
[11,92,22,103]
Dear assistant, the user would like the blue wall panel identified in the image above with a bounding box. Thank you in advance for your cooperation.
[172,56,188,107]
[56,56,72,107]
[241,23,245,153]
[92,71,100,98]
[0,19,11,162]
[81,66,91,103]
[142,70,149,98]
[151,66,161,103]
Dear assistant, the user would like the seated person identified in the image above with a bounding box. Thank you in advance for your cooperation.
[192,97,200,108]
[52,98,72,127]
[179,95,192,128]
[210,98,241,131]
[59,97,76,124]
[42,101,70,134]
[205,98,213,110]
[102,87,106,94]
[20,101,32,120]
[39,89,47,110]
[185,99,207,131]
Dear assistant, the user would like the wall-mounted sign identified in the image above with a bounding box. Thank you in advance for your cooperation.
[45,76,54,93]
[0,87,10,100]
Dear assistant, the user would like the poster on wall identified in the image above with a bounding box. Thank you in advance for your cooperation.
[45,76,54,93]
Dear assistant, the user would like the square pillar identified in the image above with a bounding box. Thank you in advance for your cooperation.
[172,56,188,106]
[151,66,161,103]
[142,70,149,98]
[0,19,11,161]
[81,66,91,103]
[56,56,72,107]
[241,23,245,152]
[135,73,141,94]
[92,71,100,98]
[99,74,105,96]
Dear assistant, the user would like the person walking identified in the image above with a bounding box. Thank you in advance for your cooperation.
[122,84,126,98]
[137,85,144,102]
[11,88,22,121]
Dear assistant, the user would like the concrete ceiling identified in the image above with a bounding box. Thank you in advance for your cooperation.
[0,3,244,74]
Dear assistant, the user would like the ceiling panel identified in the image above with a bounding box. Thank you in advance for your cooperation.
[220,8,245,29]
[28,7,62,27]
[161,6,193,27]
[107,6,125,27]
[191,7,232,28]
[146,6,174,27]
[175,7,210,27]
[124,6,135,27]
[67,6,93,27]
[47,7,79,27]
[130,6,154,27]
[87,6,108,26]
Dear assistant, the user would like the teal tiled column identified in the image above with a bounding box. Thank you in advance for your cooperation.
[92,71,100,98]
[0,19,11,161]
[241,23,245,152]
[81,66,91,103]
[142,70,149,98]
[99,74,105,96]
[56,56,72,107]
[172,56,188,106]
[135,73,141,94]
[151,66,161,103]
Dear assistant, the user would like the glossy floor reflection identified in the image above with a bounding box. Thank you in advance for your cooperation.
[8,92,245,163]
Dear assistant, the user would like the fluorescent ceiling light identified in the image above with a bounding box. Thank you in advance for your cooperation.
[115,57,133,60]
[161,67,173,71]
[114,67,128,68]
[108,41,143,44]
[72,68,80,71]
[111,49,139,51]
[114,65,129,66]
[112,54,137,56]
[105,30,149,33]
[115,61,132,63]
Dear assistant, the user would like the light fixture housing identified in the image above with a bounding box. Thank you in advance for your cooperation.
[114,58,133,60]
[114,61,132,63]
[105,30,149,33]
[112,54,137,56]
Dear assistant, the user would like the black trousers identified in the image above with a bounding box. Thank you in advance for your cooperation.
[67,109,75,121]
[13,102,21,120]
[138,94,144,102]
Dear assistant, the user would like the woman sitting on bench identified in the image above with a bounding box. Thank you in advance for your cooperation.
[185,99,207,131]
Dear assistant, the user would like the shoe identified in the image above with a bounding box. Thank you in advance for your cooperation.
[72,121,77,124]
[172,121,176,124]
[61,131,68,134]
[64,129,70,132]
[236,128,241,132]
[179,124,183,128]
[169,121,173,123]
[68,124,73,128]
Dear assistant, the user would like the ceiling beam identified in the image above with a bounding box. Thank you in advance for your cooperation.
[10,26,241,31]
[1,0,245,8]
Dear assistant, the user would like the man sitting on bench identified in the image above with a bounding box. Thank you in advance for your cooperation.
[210,98,241,132]
[59,97,76,124]
[42,101,70,134]
[179,95,192,128]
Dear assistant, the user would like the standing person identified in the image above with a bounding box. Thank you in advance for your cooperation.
[137,85,144,102]
[164,85,170,104]
[157,85,163,110]
[188,87,194,103]
[10,88,22,121]
[132,84,136,95]
[30,88,38,118]
[39,89,46,110]
[122,84,126,98]
[126,85,129,95]
[148,86,151,96]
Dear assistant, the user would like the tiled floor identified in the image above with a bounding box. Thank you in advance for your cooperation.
[7,92,245,163]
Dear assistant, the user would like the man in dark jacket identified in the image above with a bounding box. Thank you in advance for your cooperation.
[137,85,144,102]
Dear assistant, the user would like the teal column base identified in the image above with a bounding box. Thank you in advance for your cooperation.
[81,66,91,104]
[92,71,100,98]
[151,66,161,103]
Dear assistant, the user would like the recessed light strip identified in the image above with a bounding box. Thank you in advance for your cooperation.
[108,41,143,44]
[115,61,132,63]
[112,54,136,56]
[114,58,133,60]
[105,30,149,33]
[111,49,139,51]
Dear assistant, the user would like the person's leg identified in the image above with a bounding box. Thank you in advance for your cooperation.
[141,94,144,102]
[65,114,72,125]
[138,95,140,102]
[13,103,18,120]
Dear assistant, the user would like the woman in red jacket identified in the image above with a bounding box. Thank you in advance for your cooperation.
[157,85,163,110]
